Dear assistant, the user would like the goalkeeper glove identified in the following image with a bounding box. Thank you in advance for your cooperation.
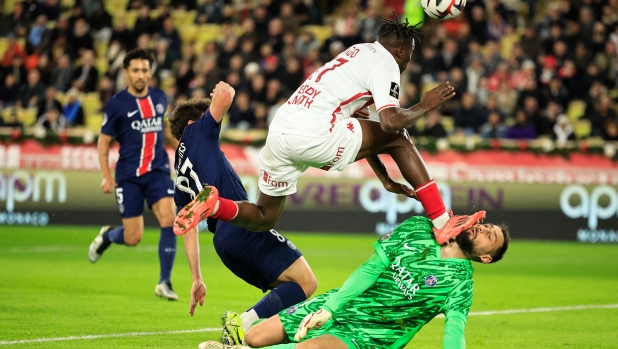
[293,308,332,341]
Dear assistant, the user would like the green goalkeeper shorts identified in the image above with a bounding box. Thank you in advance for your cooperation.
[278,290,380,349]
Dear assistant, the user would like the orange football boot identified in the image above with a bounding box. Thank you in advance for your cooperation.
[173,186,219,236]
[432,210,487,245]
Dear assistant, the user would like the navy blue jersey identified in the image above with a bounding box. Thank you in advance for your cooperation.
[174,109,248,231]
[101,88,170,183]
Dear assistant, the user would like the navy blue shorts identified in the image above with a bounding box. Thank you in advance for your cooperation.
[212,222,303,292]
[115,170,174,218]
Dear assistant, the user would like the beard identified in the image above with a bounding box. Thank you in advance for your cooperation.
[455,230,478,257]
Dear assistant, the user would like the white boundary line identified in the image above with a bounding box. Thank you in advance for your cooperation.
[2,304,617,345]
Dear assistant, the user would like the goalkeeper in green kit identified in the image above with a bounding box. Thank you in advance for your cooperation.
[200,213,510,349]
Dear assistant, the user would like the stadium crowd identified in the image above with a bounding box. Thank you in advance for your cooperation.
[0,0,617,143]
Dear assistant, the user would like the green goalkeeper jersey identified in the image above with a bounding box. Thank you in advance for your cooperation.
[325,216,474,348]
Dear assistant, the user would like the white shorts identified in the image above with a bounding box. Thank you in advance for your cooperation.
[259,118,363,196]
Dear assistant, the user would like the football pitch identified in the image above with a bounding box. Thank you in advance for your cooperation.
[1,226,617,349]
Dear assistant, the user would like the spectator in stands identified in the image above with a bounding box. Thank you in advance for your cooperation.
[159,16,182,59]
[6,56,28,89]
[480,111,508,139]
[80,0,102,19]
[267,18,286,53]
[133,5,154,37]
[228,91,257,130]
[590,95,618,137]
[481,94,506,121]
[523,95,543,134]
[603,119,618,141]
[90,5,113,43]
[37,86,62,118]
[154,39,174,77]
[486,11,507,42]
[196,0,224,24]
[126,0,156,10]
[469,6,488,44]
[49,54,72,92]
[465,57,484,95]
[454,92,485,135]
[420,110,448,138]
[506,109,537,139]
[63,88,85,127]
[0,73,20,107]
[69,18,94,60]
[595,41,618,88]
[35,53,53,85]
[1,34,27,70]
[98,75,114,108]
[278,57,303,92]
[28,15,51,52]
[3,110,23,130]
[279,2,300,35]
[0,3,30,37]
[552,114,576,145]
[175,60,194,97]
[264,78,285,107]
[540,75,569,109]
[71,50,98,93]
[110,19,134,51]
[36,105,67,133]
[19,69,46,108]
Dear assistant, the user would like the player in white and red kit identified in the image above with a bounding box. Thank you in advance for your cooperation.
[88,49,181,300]
[175,18,485,244]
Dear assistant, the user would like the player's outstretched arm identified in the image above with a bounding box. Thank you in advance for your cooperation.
[442,280,473,349]
[378,82,455,133]
[208,81,236,123]
[183,226,206,316]
[366,155,416,199]
[97,133,117,193]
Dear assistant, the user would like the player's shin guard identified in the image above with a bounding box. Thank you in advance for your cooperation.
[414,180,447,227]
[158,227,176,283]
[251,282,307,319]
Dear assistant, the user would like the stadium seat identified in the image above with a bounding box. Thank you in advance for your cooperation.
[95,58,109,77]
[301,25,333,46]
[574,119,592,139]
[86,112,104,134]
[178,24,198,43]
[0,39,9,55]
[197,24,221,44]
[20,108,37,127]
[505,117,515,126]
[56,91,68,105]
[441,116,454,134]
[60,0,75,8]
[81,93,101,115]
[566,100,586,122]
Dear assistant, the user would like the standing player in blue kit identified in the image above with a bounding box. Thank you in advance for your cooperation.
[169,81,317,345]
[89,49,181,300]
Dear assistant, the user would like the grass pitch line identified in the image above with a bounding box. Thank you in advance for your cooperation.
[2,304,618,345]
[0,328,221,345]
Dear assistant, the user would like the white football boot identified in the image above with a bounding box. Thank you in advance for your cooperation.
[88,225,113,263]
[155,280,179,301]
[197,340,250,349]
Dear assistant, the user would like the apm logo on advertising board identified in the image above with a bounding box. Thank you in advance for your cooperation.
[560,185,618,243]
[359,179,451,235]
[0,171,67,225]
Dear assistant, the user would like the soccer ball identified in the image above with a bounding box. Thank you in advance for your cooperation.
[422,0,466,20]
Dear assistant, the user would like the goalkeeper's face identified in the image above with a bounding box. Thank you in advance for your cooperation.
[456,223,505,264]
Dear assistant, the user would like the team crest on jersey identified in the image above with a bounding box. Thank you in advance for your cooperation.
[156,103,165,114]
[287,240,297,250]
[118,204,124,214]
[286,305,298,314]
[390,82,400,99]
[424,275,438,287]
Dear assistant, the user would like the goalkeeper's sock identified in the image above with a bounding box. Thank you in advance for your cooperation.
[240,309,259,332]
[103,227,125,245]
[158,227,176,283]
[263,344,297,349]
[414,180,448,229]
[251,282,307,319]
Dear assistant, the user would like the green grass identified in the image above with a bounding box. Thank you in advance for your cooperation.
[1,226,617,348]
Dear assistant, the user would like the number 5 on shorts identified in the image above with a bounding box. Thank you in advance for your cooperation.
[115,187,123,204]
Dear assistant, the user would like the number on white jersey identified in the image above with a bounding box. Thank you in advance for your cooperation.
[175,158,203,199]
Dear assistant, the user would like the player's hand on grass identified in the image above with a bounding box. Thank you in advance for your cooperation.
[294,309,332,341]
[419,82,456,112]
[383,178,418,200]
[189,280,206,316]
[100,177,117,194]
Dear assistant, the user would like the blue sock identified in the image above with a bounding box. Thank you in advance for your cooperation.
[159,226,176,283]
[103,227,125,245]
[251,282,307,318]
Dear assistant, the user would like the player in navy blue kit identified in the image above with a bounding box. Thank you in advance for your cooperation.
[168,82,317,345]
[89,49,181,300]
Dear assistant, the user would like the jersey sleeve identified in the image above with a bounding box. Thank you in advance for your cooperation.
[444,279,473,320]
[194,108,221,141]
[366,62,401,113]
[100,101,120,137]
[322,252,387,315]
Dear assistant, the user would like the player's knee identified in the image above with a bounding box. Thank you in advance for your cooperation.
[123,233,142,246]
[243,328,266,348]
[301,274,318,298]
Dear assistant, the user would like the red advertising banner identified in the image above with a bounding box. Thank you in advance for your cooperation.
[1,140,618,185]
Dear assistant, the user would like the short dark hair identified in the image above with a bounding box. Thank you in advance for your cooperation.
[123,48,154,69]
[169,98,212,140]
[490,223,511,263]
[377,16,423,47]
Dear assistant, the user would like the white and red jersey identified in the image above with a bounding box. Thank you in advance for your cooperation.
[269,41,401,137]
